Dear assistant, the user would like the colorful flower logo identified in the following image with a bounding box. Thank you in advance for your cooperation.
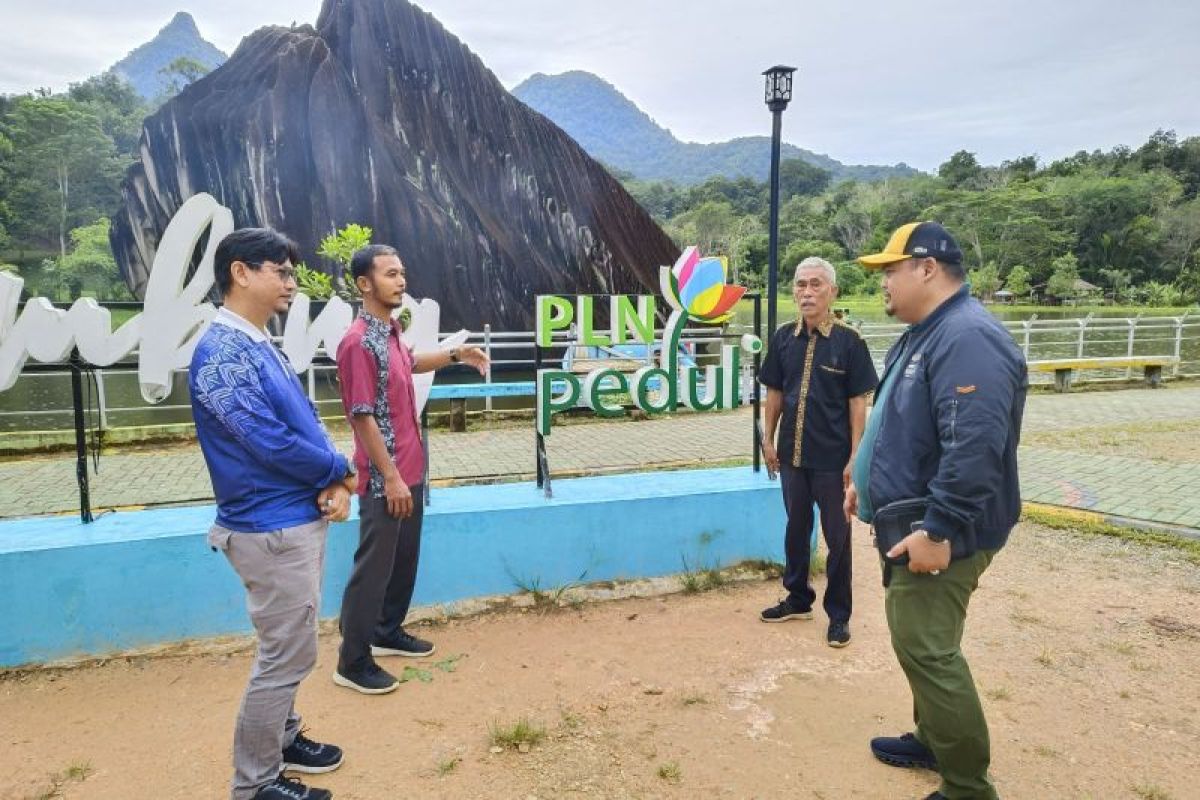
[665,246,746,324]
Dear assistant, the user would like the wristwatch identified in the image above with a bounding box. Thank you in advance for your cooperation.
[449,347,461,363]
[343,460,357,480]
[921,529,947,544]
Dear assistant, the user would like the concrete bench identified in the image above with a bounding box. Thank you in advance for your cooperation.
[1028,356,1179,392]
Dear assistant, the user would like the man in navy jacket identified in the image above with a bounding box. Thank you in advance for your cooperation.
[190,228,355,800]
[846,222,1026,800]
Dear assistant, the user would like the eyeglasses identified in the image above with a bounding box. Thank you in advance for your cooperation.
[256,263,297,283]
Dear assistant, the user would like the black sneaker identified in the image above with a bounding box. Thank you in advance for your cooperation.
[332,663,400,695]
[251,773,332,800]
[282,731,344,774]
[923,793,948,800]
[870,732,938,770]
[371,629,436,658]
[759,599,813,623]
[827,621,851,648]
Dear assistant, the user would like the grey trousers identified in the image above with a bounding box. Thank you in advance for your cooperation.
[209,519,328,800]
[337,487,424,673]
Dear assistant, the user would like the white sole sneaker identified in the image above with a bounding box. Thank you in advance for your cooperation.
[371,643,437,658]
[759,611,814,623]
[332,670,400,695]
[282,755,344,774]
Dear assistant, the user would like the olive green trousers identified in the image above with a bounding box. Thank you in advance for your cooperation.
[885,549,1000,800]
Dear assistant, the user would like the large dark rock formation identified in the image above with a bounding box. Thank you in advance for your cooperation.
[111,0,679,331]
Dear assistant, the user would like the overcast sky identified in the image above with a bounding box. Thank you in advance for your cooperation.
[2,0,1198,171]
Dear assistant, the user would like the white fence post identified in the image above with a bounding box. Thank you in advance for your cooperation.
[1126,315,1139,378]
[483,323,493,412]
[1076,313,1092,359]
[1173,315,1186,377]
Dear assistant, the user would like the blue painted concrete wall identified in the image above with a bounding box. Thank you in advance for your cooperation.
[0,467,785,667]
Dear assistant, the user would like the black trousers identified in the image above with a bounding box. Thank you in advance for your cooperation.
[338,486,424,673]
[779,465,852,624]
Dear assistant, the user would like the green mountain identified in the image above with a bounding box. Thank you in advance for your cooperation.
[511,71,918,185]
[110,12,226,100]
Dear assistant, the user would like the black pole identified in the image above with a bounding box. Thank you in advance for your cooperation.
[534,342,543,489]
[69,350,94,523]
[421,408,430,507]
[766,107,783,341]
[752,293,762,473]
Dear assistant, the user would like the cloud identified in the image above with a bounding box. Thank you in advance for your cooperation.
[1,0,1197,171]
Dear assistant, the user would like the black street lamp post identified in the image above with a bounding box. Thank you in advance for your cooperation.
[763,65,796,340]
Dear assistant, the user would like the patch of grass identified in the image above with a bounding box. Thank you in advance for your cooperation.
[1109,640,1137,656]
[679,556,729,594]
[433,654,464,673]
[488,717,546,750]
[27,761,92,800]
[508,568,589,610]
[1035,646,1054,667]
[559,710,583,730]
[1010,609,1045,626]
[738,558,785,579]
[435,755,461,776]
[1033,744,1059,758]
[1131,784,1172,800]
[985,686,1012,701]
[656,761,682,783]
[399,666,434,683]
[1119,689,1132,699]
[1022,506,1200,565]
[681,692,709,706]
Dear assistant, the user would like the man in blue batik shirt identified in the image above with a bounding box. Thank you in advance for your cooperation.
[190,228,356,800]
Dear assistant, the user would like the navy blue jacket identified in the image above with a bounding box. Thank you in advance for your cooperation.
[866,286,1027,552]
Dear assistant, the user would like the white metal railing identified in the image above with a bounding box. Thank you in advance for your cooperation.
[1,314,1196,431]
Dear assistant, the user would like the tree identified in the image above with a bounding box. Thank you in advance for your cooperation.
[1004,264,1031,297]
[1098,268,1133,302]
[2,96,125,257]
[1046,253,1080,300]
[54,217,129,299]
[1137,281,1184,307]
[781,239,843,273]
[968,264,1001,301]
[68,73,148,154]
[938,150,984,189]
[777,159,831,201]
[0,125,10,252]
[1158,198,1200,276]
[157,56,213,101]
[317,223,373,298]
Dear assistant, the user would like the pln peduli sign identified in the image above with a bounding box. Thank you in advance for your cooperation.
[535,247,762,435]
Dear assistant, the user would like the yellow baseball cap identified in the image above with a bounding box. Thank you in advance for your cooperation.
[858,221,963,268]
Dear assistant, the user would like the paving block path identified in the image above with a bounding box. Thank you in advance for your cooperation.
[1,387,1197,530]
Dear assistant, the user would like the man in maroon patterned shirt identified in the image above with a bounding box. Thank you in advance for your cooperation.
[333,244,488,695]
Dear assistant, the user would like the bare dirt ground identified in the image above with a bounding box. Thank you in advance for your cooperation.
[3,520,1199,800]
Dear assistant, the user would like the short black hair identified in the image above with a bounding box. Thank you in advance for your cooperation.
[938,259,966,281]
[213,228,301,296]
[350,244,400,281]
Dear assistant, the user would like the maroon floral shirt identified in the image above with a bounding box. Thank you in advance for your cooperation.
[336,313,424,495]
